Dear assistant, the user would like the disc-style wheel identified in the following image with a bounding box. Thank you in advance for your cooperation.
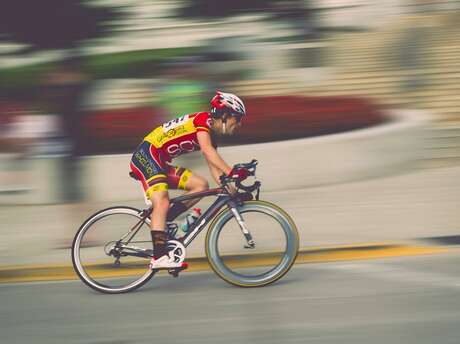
[205,201,299,287]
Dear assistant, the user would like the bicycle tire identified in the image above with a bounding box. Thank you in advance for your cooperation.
[205,200,299,287]
[71,206,155,294]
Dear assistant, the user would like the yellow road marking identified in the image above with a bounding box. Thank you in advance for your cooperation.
[0,244,451,284]
[296,245,449,263]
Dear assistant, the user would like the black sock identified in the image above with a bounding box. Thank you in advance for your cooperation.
[166,202,188,222]
[151,230,168,259]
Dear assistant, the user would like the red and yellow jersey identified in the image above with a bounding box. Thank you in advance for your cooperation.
[143,112,212,160]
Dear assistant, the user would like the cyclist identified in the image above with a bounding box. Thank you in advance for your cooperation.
[129,91,250,270]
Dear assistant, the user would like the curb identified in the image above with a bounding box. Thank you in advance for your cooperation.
[0,242,451,284]
[420,235,460,246]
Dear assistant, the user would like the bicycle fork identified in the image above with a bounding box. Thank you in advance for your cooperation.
[230,206,255,249]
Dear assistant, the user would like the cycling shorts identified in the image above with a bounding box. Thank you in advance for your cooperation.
[130,141,192,198]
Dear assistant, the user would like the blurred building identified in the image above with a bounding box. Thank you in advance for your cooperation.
[1,0,460,204]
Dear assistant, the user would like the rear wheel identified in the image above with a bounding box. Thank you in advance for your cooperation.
[71,206,155,294]
[205,200,299,287]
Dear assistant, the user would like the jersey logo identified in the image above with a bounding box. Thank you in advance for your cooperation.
[163,115,189,131]
[166,139,200,158]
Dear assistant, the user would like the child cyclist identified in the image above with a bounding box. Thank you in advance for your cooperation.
[129,91,250,270]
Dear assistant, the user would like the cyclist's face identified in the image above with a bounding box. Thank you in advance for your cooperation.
[225,116,241,135]
[212,115,241,135]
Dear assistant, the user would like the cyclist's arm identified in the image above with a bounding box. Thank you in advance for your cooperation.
[208,163,223,186]
[197,131,232,184]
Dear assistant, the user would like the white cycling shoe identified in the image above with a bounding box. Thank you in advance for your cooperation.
[149,254,188,270]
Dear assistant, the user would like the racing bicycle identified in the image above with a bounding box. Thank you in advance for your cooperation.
[71,160,299,293]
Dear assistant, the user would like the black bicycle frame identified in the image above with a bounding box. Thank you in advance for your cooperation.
[118,186,253,261]
[133,188,234,247]
[172,187,233,247]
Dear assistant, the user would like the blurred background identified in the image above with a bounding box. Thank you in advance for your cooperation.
[1,0,459,203]
[0,0,459,252]
[1,0,459,254]
[2,1,460,343]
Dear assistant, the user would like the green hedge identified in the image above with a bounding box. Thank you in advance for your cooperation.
[0,47,196,94]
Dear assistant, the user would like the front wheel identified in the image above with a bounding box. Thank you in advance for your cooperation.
[205,200,299,287]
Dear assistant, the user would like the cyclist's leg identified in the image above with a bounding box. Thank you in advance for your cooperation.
[166,165,209,222]
[149,189,170,258]
[130,142,170,258]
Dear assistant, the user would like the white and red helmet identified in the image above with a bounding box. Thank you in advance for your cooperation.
[210,91,246,120]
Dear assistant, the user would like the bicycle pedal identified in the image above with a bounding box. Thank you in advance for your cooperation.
[168,270,180,278]
[167,263,188,277]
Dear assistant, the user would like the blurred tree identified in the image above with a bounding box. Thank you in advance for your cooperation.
[0,0,123,204]
[0,0,121,53]
[178,0,318,40]
[177,0,277,18]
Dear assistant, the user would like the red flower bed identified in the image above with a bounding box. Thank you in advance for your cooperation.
[84,107,160,140]
[81,96,386,154]
[219,96,386,145]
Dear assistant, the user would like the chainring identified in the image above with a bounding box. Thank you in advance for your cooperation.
[167,240,186,264]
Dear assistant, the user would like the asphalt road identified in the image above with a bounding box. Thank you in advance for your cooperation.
[2,252,460,344]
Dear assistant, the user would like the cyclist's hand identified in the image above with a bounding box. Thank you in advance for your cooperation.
[228,167,249,181]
